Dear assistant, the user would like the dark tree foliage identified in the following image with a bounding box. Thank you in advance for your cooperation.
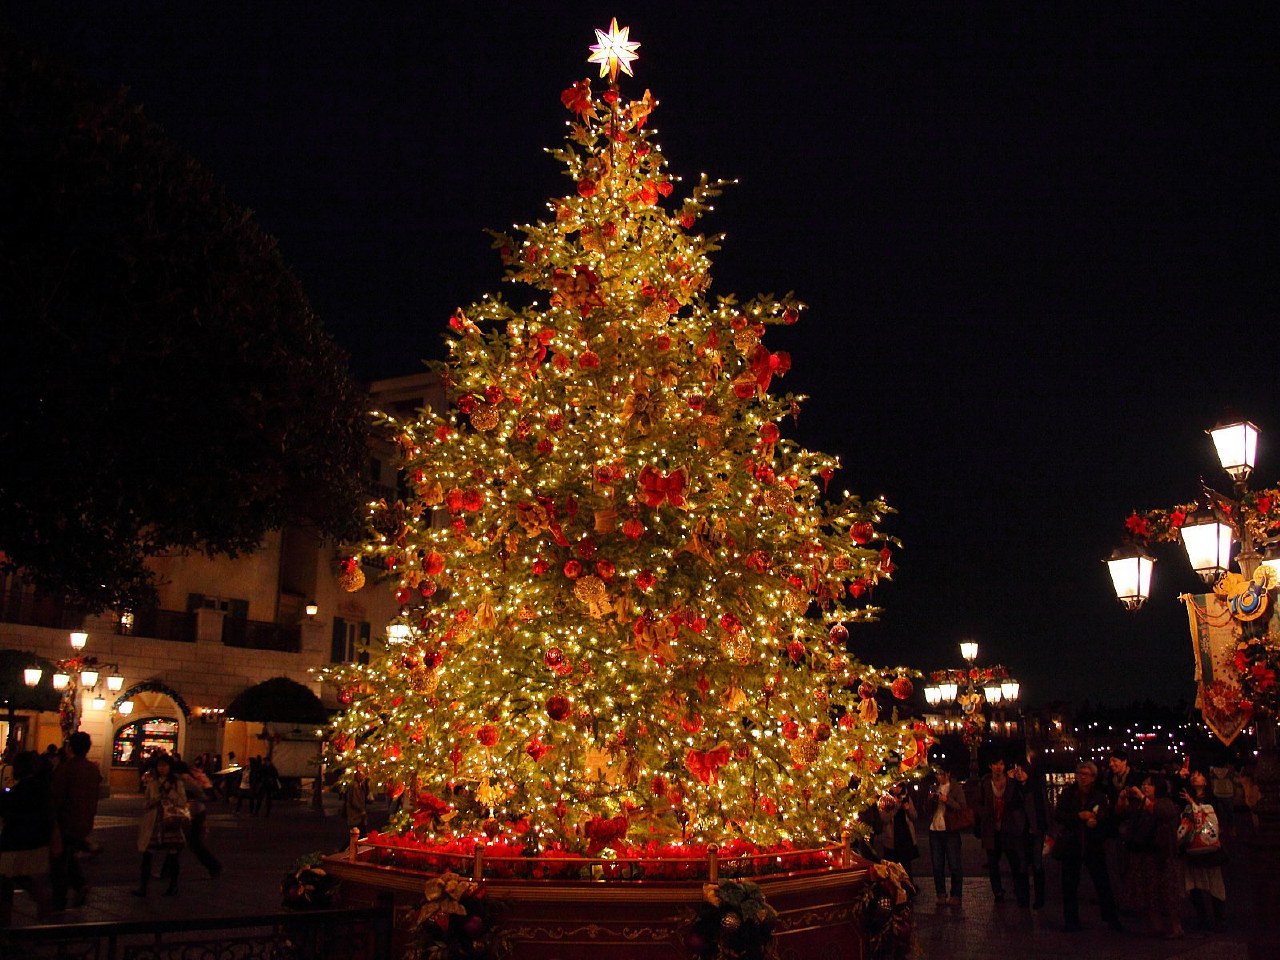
[0,29,370,612]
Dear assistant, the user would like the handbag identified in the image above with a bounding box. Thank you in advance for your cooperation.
[161,794,192,829]
[1178,803,1221,856]
[949,805,975,832]
[1122,809,1158,853]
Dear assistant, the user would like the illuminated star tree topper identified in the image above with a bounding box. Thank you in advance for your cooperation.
[588,17,641,83]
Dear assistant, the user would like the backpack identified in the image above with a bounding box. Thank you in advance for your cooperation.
[1210,767,1236,800]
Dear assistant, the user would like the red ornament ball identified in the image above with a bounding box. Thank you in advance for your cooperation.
[891,676,914,700]
[849,521,875,545]
[858,681,876,700]
[829,623,849,645]
[476,724,499,747]
[781,720,800,741]
[787,640,806,663]
[544,647,565,669]
[546,694,572,722]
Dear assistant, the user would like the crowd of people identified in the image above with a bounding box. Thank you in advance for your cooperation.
[872,746,1248,938]
[0,737,291,922]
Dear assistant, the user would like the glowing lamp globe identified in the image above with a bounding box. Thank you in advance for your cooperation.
[91,696,106,711]
[939,681,959,702]
[69,631,88,650]
[1179,507,1234,582]
[52,672,70,691]
[23,668,42,687]
[924,685,943,707]
[984,684,1003,705]
[106,674,124,692]
[80,670,99,687]
[1106,544,1154,611]
[959,641,978,662]
[118,700,135,716]
[1208,420,1258,483]
[1001,679,1021,702]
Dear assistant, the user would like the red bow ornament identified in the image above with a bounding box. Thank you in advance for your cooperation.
[733,346,791,398]
[638,466,688,508]
[685,743,732,785]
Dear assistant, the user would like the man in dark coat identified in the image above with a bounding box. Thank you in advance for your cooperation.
[1054,760,1122,932]
[50,731,101,911]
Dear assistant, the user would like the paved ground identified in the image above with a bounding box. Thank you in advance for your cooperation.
[3,793,1269,958]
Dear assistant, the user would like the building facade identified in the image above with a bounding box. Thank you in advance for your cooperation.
[0,372,442,788]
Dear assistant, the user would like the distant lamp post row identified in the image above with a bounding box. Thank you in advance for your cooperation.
[21,631,134,735]
[1106,418,1280,841]
[924,641,1021,778]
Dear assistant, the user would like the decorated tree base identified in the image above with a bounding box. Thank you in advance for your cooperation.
[322,842,896,960]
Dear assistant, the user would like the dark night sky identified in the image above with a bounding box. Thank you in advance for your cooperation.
[8,3,1279,705]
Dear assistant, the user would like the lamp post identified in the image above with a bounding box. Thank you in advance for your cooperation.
[41,631,127,738]
[1108,419,1280,842]
[926,641,1020,779]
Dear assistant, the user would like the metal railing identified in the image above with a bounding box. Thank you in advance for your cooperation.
[119,607,197,643]
[0,906,392,960]
[222,617,302,653]
[342,828,857,883]
[0,587,86,630]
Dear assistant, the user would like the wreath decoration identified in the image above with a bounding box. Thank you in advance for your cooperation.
[854,861,917,960]
[403,871,511,960]
[688,878,780,960]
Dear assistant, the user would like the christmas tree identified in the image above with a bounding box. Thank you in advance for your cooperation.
[323,21,928,855]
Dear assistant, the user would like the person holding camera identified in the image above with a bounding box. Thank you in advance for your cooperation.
[973,754,1029,907]
[1119,775,1184,939]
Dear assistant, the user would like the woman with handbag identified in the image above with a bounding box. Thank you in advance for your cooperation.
[133,752,189,897]
[1179,769,1226,931]
[922,766,969,907]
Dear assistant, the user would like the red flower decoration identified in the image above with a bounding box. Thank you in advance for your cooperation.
[560,79,594,116]
[1124,512,1151,538]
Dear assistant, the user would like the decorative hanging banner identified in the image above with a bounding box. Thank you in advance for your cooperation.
[1183,592,1250,746]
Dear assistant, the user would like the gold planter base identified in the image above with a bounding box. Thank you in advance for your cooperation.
[323,847,873,959]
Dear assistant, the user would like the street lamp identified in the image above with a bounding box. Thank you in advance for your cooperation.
[931,641,1020,778]
[1109,418,1280,841]
[1105,543,1155,610]
[36,630,127,738]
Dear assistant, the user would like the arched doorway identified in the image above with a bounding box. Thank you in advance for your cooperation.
[109,686,188,793]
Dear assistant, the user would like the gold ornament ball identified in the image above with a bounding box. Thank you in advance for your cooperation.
[733,328,760,353]
[721,633,752,664]
[763,487,791,511]
[470,403,500,431]
[339,566,366,592]
[720,912,743,932]
[574,575,608,606]
[789,738,821,766]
